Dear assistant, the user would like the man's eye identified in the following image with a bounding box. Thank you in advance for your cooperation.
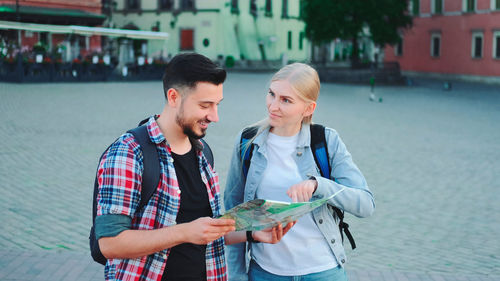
[282,98,290,103]
[268,91,275,97]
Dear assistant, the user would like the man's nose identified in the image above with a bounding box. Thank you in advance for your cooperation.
[207,105,219,123]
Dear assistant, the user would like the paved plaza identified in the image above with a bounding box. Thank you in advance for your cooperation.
[0,73,499,280]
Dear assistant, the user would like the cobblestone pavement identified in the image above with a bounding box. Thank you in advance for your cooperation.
[0,74,499,280]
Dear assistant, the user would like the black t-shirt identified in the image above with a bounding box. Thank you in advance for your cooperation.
[162,146,213,281]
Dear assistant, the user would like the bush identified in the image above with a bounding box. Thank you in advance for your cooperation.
[225,56,235,68]
[33,42,46,53]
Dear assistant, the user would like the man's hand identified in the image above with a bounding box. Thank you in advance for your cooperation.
[184,217,235,245]
[252,222,296,244]
[286,179,318,202]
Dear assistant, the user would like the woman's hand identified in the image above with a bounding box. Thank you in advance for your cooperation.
[286,179,318,202]
[252,221,296,244]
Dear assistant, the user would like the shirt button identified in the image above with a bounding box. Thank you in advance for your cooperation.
[341,259,345,263]
[163,253,167,259]
[319,219,323,224]
[177,189,181,194]
[331,239,335,244]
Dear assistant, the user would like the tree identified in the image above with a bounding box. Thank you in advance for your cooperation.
[301,0,412,65]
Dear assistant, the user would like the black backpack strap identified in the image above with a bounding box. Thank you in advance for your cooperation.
[310,124,330,179]
[310,124,356,250]
[200,139,214,167]
[127,124,160,212]
[332,207,356,249]
[240,126,258,178]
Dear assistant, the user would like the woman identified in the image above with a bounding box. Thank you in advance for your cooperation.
[224,63,375,281]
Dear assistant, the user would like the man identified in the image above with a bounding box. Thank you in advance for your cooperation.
[95,53,292,281]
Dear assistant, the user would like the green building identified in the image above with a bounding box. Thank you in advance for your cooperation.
[110,0,309,65]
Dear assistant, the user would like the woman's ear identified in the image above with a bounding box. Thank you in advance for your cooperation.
[303,101,317,117]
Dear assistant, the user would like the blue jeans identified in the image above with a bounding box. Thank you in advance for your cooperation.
[248,259,348,281]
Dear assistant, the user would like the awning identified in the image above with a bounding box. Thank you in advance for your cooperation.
[0,20,169,40]
[0,5,106,26]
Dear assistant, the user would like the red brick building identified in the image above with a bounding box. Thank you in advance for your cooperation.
[384,0,500,83]
[0,0,105,59]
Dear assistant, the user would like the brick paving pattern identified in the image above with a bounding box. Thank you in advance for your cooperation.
[0,75,499,280]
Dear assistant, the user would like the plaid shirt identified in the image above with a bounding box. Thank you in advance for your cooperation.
[96,116,227,281]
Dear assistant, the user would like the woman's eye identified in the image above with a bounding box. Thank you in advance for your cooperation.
[282,98,290,103]
[268,91,275,97]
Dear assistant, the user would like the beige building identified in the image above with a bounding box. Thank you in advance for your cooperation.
[111,0,309,65]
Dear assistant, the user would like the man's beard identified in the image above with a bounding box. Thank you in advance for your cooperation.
[175,106,208,140]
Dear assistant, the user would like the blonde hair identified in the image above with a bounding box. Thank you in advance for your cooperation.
[240,63,320,157]
[271,62,320,124]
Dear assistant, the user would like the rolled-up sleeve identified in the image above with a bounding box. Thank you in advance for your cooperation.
[95,214,131,240]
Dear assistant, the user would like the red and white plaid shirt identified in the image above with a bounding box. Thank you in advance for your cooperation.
[97,116,227,281]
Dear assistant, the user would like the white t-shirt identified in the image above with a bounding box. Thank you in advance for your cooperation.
[251,132,338,276]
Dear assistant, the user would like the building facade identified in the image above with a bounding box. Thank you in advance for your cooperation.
[111,0,309,64]
[0,0,105,60]
[384,0,500,83]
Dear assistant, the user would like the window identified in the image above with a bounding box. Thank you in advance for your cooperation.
[158,0,173,11]
[432,0,443,14]
[464,0,475,12]
[412,0,420,16]
[265,0,272,16]
[495,0,500,10]
[231,0,239,13]
[126,0,140,11]
[180,29,194,50]
[282,0,288,18]
[287,31,292,50]
[299,0,304,18]
[494,32,500,59]
[250,0,257,17]
[431,33,441,57]
[471,32,483,58]
[395,40,403,56]
[180,0,195,10]
[299,31,304,50]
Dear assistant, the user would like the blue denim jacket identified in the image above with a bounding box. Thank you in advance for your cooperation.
[224,123,375,281]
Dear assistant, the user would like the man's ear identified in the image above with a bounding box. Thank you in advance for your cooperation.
[303,101,316,117]
[166,88,181,107]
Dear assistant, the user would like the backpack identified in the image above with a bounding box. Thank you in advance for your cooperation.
[89,118,214,265]
[240,124,356,250]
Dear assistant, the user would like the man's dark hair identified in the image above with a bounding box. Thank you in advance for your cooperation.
[162,53,226,98]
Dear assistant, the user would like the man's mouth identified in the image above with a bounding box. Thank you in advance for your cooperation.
[199,120,209,129]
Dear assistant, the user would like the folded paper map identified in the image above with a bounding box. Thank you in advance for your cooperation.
[218,187,345,231]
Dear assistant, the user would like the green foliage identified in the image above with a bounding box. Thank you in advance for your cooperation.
[225,56,235,68]
[302,0,412,46]
[33,42,47,53]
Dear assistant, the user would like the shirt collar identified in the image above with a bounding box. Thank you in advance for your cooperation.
[253,122,311,148]
[146,115,166,145]
[146,115,203,152]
